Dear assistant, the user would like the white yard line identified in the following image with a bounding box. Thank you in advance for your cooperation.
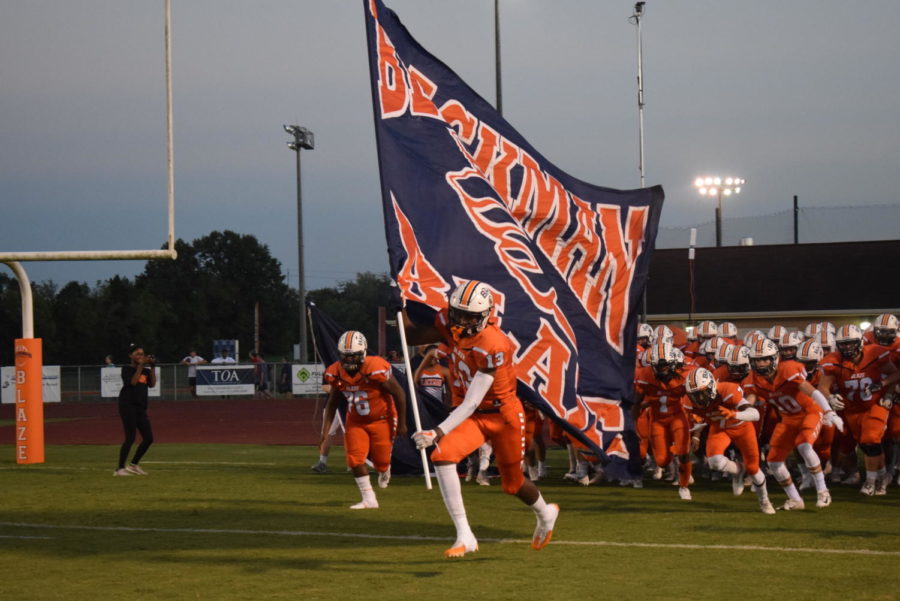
[1,522,897,557]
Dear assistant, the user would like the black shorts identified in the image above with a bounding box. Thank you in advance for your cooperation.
[188,376,197,386]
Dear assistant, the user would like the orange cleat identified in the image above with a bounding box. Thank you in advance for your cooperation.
[444,535,478,558]
[531,503,559,550]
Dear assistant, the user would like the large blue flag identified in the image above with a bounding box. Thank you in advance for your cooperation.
[364,0,664,479]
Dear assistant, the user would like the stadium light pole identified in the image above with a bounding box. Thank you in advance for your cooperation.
[694,176,745,247]
[284,124,315,362]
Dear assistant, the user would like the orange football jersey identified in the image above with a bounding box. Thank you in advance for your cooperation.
[741,360,818,417]
[683,381,746,430]
[634,366,687,420]
[323,355,396,422]
[820,345,893,413]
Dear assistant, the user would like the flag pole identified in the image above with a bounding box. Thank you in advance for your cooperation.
[396,310,433,489]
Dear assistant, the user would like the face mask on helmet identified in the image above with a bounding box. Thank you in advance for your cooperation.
[835,325,863,360]
[448,280,494,339]
[337,331,367,373]
[685,368,717,407]
[649,341,677,382]
[749,339,779,376]
[873,314,898,346]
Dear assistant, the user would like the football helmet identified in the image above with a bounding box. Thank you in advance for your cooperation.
[803,322,822,340]
[686,326,698,342]
[749,338,779,376]
[448,280,493,338]
[743,330,766,347]
[653,325,674,344]
[648,340,678,382]
[797,339,823,381]
[701,336,725,362]
[671,347,686,367]
[816,330,835,354]
[337,330,367,373]
[697,320,717,339]
[767,325,787,341]
[835,324,863,360]
[718,322,738,339]
[873,313,898,346]
[637,323,654,348]
[685,367,718,407]
[725,344,751,380]
[777,331,803,361]
[716,343,735,366]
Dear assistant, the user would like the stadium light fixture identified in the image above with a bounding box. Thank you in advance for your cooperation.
[284,124,315,362]
[693,175,745,247]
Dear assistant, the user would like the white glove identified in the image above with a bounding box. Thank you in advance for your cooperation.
[412,430,437,450]
[823,411,844,433]
[828,394,845,411]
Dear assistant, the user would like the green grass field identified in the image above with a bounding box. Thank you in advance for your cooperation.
[1,445,898,601]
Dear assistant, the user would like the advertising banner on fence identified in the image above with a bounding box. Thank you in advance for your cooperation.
[290,363,325,396]
[100,366,162,399]
[196,364,255,396]
[1,365,62,405]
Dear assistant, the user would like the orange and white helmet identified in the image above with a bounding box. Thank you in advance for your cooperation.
[803,322,822,340]
[337,330,367,372]
[716,343,735,366]
[700,336,726,360]
[685,367,718,407]
[697,320,717,339]
[777,331,803,361]
[748,338,779,376]
[637,323,654,347]
[873,313,899,346]
[797,339,823,381]
[652,324,674,344]
[686,326,698,342]
[816,329,835,353]
[835,324,863,359]
[725,344,751,380]
[648,340,678,381]
[767,325,787,341]
[743,330,766,347]
[448,280,494,338]
[718,322,738,339]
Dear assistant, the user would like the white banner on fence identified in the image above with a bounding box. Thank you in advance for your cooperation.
[100,366,162,399]
[196,365,255,396]
[291,363,326,396]
[1,365,62,404]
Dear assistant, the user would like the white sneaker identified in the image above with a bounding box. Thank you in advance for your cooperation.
[652,466,664,480]
[444,533,478,558]
[678,487,692,501]
[732,463,746,496]
[874,476,888,496]
[860,481,876,496]
[476,470,491,486]
[349,498,379,510]
[563,471,578,482]
[311,462,328,474]
[632,479,644,489]
[816,490,832,508]
[377,467,391,489]
[126,463,148,476]
[113,468,132,477]
[779,498,805,511]
[531,503,559,550]
[574,462,590,486]
[759,498,776,515]
[538,464,549,479]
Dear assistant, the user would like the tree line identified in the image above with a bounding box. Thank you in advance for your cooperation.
[0,230,397,366]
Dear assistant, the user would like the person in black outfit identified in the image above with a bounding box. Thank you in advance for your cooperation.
[114,344,156,476]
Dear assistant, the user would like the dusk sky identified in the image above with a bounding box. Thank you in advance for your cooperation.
[2,1,898,289]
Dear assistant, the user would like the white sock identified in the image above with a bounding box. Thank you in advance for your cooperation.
[319,454,328,464]
[751,470,769,500]
[813,471,827,493]
[354,475,376,503]
[435,464,474,540]
[530,494,548,516]
[866,470,879,485]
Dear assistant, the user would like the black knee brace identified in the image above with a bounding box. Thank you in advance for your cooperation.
[860,443,882,457]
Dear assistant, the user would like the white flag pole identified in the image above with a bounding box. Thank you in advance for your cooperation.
[396,310,433,490]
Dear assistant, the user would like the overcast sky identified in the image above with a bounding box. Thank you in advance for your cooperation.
[2,1,898,289]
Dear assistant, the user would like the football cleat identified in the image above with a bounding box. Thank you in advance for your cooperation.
[779,498,805,511]
[874,476,888,496]
[126,464,148,476]
[113,468,132,477]
[377,467,391,489]
[311,462,328,474]
[531,503,559,550]
[444,534,479,558]
[759,498,777,515]
[678,487,692,501]
[476,470,491,486]
[349,498,379,510]
[816,491,832,508]
[860,481,876,497]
